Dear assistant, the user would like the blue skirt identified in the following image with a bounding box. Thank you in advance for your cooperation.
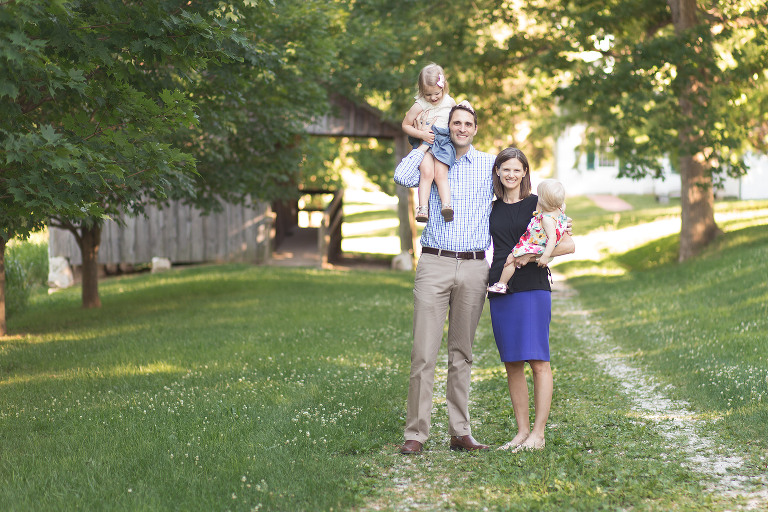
[489,290,551,362]
[408,126,456,168]
[430,125,456,168]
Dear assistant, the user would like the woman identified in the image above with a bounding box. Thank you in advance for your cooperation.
[487,147,574,451]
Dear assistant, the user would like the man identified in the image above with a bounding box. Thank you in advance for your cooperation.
[394,102,572,454]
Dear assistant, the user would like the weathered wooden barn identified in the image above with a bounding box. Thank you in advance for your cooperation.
[49,95,409,270]
[48,199,273,267]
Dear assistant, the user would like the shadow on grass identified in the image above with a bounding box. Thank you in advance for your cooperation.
[2,264,414,384]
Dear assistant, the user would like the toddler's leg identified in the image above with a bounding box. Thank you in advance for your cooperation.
[418,152,435,207]
[416,152,436,223]
[434,159,453,222]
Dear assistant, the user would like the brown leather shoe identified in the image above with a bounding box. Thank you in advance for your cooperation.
[400,440,423,454]
[450,435,489,451]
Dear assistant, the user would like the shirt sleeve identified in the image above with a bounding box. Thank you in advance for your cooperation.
[394,149,425,188]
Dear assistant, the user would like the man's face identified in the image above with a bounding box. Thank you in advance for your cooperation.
[449,109,477,150]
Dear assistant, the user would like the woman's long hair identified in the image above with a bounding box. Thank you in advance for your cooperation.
[492,147,532,201]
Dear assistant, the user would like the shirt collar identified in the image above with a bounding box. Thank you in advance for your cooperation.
[458,145,477,164]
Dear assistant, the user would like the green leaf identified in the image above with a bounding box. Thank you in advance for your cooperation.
[0,80,19,99]
[40,124,60,144]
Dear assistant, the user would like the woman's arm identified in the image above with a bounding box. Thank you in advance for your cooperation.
[551,233,575,257]
[509,230,575,268]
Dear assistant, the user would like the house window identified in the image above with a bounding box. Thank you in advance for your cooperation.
[585,136,615,170]
[586,150,595,170]
[598,151,616,167]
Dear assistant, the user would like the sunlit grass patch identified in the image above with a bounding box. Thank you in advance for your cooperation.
[611,233,680,271]
[565,194,681,234]
[342,206,397,224]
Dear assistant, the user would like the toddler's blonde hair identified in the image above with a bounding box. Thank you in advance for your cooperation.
[417,63,449,98]
[537,179,566,212]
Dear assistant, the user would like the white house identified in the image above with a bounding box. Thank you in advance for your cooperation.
[554,124,768,200]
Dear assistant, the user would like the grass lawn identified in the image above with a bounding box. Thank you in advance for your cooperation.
[2,265,417,511]
[1,196,767,510]
[0,264,711,511]
[564,194,681,233]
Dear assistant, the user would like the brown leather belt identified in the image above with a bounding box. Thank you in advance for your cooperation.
[421,246,485,260]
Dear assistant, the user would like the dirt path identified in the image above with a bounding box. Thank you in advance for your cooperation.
[556,277,768,509]
[587,195,634,212]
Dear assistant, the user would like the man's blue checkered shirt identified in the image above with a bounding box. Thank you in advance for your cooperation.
[394,146,495,252]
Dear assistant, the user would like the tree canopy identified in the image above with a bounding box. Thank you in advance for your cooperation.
[2,0,767,331]
[333,0,768,260]
[0,0,338,322]
[176,0,341,208]
[495,0,768,259]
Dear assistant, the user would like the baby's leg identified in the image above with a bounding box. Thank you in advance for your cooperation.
[418,152,436,208]
[498,260,516,285]
[488,257,516,293]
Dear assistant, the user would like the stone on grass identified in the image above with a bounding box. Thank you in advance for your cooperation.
[151,257,172,273]
[391,251,413,271]
[47,256,74,289]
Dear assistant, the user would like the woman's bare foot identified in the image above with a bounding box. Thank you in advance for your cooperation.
[497,432,529,451]
[514,434,545,452]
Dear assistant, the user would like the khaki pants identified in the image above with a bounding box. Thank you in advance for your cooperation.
[404,253,489,443]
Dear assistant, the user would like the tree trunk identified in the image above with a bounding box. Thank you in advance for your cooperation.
[678,154,721,260]
[394,134,417,265]
[669,0,721,260]
[667,0,698,28]
[79,224,102,309]
[0,237,6,336]
[396,185,416,252]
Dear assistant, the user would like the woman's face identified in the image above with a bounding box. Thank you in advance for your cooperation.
[497,158,526,194]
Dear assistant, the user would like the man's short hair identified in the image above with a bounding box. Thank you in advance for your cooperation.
[448,103,477,126]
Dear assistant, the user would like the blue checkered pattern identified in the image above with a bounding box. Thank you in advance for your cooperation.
[394,147,495,252]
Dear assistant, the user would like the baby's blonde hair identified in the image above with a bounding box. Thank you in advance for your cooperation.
[537,179,566,211]
[417,63,449,98]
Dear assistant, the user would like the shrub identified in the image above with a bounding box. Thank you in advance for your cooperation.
[4,236,49,318]
[4,257,30,317]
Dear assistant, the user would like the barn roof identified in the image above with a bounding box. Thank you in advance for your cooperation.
[306,94,400,139]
